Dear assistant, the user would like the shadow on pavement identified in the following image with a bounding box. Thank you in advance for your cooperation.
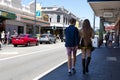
[39,46,120,80]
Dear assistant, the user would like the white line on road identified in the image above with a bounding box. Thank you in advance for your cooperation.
[0,44,81,80]
[33,59,68,80]
[0,46,63,61]
[0,52,19,54]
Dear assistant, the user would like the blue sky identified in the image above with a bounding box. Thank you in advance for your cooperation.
[22,0,100,28]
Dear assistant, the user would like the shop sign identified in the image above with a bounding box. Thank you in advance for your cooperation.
[1,11,8,17]
[103,12,113,18]
[0,10,16,19]
[36,3,42,18]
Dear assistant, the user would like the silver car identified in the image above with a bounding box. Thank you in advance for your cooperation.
[39,34,56,44]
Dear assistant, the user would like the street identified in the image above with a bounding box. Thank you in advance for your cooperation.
[0,42,80,80]
[0,43,67,80]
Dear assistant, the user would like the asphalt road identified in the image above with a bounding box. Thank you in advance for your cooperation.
[0,42,77,80]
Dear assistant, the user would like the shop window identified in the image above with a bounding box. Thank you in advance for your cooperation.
[18,26,24,35]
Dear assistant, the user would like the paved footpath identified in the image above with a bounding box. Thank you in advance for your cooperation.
[38,45,120,80]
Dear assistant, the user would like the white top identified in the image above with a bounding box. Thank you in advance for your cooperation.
[1,32,5,39]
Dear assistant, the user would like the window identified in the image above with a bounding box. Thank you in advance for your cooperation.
[57,15,60,23]
[66,18,67,24]
[50,18,51,22]
[63,17,65,23]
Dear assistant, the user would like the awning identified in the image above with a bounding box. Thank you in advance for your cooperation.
[105,25,115,30]
[0,10,17,20]
[88,0,120,23]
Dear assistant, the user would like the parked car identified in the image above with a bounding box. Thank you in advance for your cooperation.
[39,34,56,44]
[12,34,39,47]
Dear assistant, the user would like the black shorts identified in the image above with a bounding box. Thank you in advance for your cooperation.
[80,38,92,48]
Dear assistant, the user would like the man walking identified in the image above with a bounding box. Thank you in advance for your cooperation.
[65,18,80,76]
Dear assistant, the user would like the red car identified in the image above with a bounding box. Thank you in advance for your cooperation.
[12,34,39,47]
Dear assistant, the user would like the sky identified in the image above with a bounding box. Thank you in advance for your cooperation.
[22,0,100,29]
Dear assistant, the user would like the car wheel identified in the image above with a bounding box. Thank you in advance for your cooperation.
[40,42,42,44]
[36,42,39,46]
[54,41,56,43]
[49,40,52,44]
[26,42,30,46]
[14,45,17,47]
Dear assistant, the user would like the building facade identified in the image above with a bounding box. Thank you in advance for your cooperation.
[41,6,81,36]
[0,0,50,36]
[0,0,81,37]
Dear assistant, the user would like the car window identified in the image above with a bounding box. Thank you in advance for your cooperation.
[28,34,33,38]
[49,35,53,37]
[40,34,55,38]
[41,35,46,38]
[19,34,26,37]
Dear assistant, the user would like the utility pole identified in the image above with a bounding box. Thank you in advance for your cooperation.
[93,13,95,31]
[33,0,36,35]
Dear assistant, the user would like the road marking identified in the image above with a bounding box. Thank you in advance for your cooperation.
[0,43,81,80]
[0,46,64,61]
[33,59,67,80]
[33,51,81,80]
[0,52,19,54]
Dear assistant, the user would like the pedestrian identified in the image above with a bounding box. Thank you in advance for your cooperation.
[0,32,1,49]
[13,29,18,37]
[79,19,94,74]
[65,18,80,76]
[60,33,63,42]
[6,31,10,44]
[1,30,5,44]
[104,32,109,47]
[108,32,113,48]
[114,34,119,48]
[0,32,1,42]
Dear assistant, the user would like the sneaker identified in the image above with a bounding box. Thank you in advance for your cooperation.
[68,71,72,76]
[72,68,76,74]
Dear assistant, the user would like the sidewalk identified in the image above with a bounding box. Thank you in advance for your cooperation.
[38,45,120,80]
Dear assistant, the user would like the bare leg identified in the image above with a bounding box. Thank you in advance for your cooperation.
[72,48,77,68]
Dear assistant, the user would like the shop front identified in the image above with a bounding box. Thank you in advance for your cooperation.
[19,15,50,36]
[0,10,17,32]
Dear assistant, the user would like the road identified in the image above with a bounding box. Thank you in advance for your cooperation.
[0,42,80,80]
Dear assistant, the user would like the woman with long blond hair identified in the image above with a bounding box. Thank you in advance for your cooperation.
[79,19,94,74]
